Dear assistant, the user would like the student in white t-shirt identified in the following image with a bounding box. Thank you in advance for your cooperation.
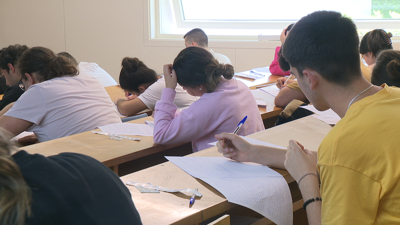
[0,47,121,142]
[184,28,232,65]
[116,57,197,117]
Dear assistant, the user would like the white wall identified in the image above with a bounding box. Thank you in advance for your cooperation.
[1,0,399,83]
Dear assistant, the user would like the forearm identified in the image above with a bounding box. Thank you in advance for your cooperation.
[250,145,287,169]
[117,98,148,116]
[298,175,321,225]
[275,87,308,108]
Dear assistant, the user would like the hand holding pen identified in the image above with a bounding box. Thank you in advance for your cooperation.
[224,116,247,147]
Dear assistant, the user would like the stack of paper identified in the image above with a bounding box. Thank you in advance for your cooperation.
[300,105,341,125]
[166,156,292,225]
[98,123,154,136]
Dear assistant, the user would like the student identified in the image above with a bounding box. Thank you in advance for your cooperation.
[360,29,393,71]
[371,49,400,87]
[0,44,28,110]
[153,47,264,152]
[0,47,121,142]
[269,24,294,76]
[57,52,117,87]
[217,11,400,224]
[184,28,232,64]
[0,130,142,225]
[115,57,197,116]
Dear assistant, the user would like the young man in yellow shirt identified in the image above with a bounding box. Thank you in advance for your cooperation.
[216,11,400,224]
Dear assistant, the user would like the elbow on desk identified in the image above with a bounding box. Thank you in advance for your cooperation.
[274,95,291,108]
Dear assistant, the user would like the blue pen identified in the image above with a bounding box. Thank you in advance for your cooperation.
[189,188,198,206]
[225,116,247,147]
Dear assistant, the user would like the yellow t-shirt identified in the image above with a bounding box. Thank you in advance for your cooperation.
[287,60,372,93]
[318,84,400,224]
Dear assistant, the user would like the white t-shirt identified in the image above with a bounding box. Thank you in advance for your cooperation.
[78,62,117,87]
[138,77,197,110]
[209,49,232,65]
[5,76,121,142]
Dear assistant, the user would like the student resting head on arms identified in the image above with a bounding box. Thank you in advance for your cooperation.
[115,57,197,117]
[217,11,400,224]
[371,49,400,87]
[0,46,121,142]
[0,129,142,225]
[360,29,393,71]
[153,47,264,152]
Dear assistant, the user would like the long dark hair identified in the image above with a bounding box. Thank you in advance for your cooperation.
[119,57,158,93]
[372,50,400,87]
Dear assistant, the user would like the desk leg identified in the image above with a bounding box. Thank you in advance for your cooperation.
[109,165,119,175]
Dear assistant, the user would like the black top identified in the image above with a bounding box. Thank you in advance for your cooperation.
[0,77,7,94]
[12,150,142,225]
[0,83,24,110]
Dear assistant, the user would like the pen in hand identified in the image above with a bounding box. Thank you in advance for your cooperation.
[189,188,198,207]
[225,116,247,147]
[283,74,293,86]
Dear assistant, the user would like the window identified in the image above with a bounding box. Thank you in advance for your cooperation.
[151,0,400,40]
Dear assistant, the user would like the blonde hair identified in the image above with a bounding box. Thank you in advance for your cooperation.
[0,130,31,225]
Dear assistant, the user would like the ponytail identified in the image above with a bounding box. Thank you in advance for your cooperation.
[368,29,393,57]
[173,47,234,93]
[18,47,78,82]
[119,57,158,93]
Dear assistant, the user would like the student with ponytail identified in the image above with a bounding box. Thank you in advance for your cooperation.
[360,29,393,71]
[153,47,264,152]
[0,47,121,142]
[371,50,400,87]
[116,57,196,116]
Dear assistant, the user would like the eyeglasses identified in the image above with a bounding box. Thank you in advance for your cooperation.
[18,78,25,91]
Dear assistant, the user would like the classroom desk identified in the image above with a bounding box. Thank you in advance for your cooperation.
[21,116,191,176]
[120,116,332,225]
[0,94,3,99]
[235,73,282,90]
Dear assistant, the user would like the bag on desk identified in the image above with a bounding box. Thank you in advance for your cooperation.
[275,99,314,126]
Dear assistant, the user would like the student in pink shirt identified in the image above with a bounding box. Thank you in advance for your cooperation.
[153,47,264,152]
[269,24,294,76]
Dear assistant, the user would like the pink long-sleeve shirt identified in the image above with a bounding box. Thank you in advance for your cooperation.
[269,46,290,76]
[153,78,264,152]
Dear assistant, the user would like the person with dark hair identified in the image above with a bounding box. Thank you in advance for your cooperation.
[0,46,121,142]
[371,49,400,87]
[0,44,28,110]
[216,11,400,224]
[0,129,142,225]
[57,52,117,87]
[115,57,196,116]
[269,24,294,76]
[153,47,264,152]
[360,29,393,71]
[184,28,232,64]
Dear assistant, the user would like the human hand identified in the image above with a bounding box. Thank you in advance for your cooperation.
[276,77,288,89]
[284,140,317,183]
[18,134,39,145]
[215,133,253,162]
[163,64,177,90]
[280,28,288,44]
[124,91,137,100]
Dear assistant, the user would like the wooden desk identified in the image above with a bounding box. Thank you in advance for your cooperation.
[21,116,191,176]
[236,75,282,90]
[105,85,125,101]
[0,94,4,100]
[120,116,332,225]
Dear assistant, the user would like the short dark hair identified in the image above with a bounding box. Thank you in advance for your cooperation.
[183,28,208,47]
[277,23,295,72]
[19,47,78,82]
[173,47,234,93]
[372,50,400,87]
[282,11,361,86]
[119,57,158,93]
[0,44,29,72]
[57,52,79,67]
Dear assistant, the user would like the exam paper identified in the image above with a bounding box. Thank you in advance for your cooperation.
[208,136,286,150]
[259,85,280,97]
[300,105,341,125]
[11,132,35,141]
[99,123,153,136]
[166,156,292,225]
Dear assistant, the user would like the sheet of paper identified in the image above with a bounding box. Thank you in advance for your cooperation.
[209,136,286,150]
[300,105,341,125]
[256,99,267,107]
[166,156,292,225]
[145,120,154,128]
[11,131,35,141]
[259,85,280,97]
[99,123,153,136]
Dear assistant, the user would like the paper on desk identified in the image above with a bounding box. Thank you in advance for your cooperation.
[145,121,154,128]
[259,85,280,97]
[11,131,35,141]
[99,123,153,136]
[208,136,286,150]
[166,156,292,225]
[300,105,341,125]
